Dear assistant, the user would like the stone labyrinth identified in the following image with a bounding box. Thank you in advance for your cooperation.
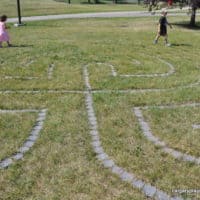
[0,54,200,200]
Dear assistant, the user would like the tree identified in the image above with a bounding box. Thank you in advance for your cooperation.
[189,0,200,26]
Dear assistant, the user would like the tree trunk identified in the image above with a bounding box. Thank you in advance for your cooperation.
[190,7,196,26]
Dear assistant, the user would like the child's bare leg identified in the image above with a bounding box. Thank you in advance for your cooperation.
[154,34,160,44]
[164,35,171,46]
[164,35,168,44]
[7,41,11,47]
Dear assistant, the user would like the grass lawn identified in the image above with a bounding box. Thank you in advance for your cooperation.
[0,0,146,18]
[0,15,200,199]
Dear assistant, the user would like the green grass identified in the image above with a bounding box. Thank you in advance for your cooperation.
[0,113,37,161]
[143,106,200,157]
[0,0,145,18]
[0,16,200,199]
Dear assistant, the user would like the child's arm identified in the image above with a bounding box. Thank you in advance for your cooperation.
[166,19,172,28]
[168,23,172,29]
[157,24,161,33]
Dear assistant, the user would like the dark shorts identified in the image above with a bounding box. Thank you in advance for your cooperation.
[159,26,167,36]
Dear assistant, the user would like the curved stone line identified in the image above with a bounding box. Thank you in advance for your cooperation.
[85,61,199,93]
[0,77,199,95]
[0,109,47,169]
[96,57,175,77]
[133,106,200,165]
[91,79,200,94]
[83,65,182,200]
[140,103,200,109]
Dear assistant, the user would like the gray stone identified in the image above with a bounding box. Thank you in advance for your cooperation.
[155,190,171,200]
[38,113,46,118]
[89,117,97,126]
[19,146,30,153]
[97,153,108,161]
[33,126,42,131]
[182,154,196,163]
[37,116,46,121]
[132,179,145,189]
[93,146,104,154]
[170,150,182,159]
[170,197,183,200]
[31,129,40,136]
[23,140,34,148]
[102,159,114,168]
[90,130,98,136]
[36,121,43,126]
[111,165,124,175]
[88,110,94,118]
[91,124,98,130]
[0,158,12,168]
[155,140,165,147]
[28,135,38,141]
[120,171,134,182]
[92,140,101,148]
[143,184,157,197]
[12,153,23,160]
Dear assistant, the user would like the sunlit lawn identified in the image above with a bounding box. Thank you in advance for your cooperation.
[0,15,200,199]
[0,0,146,18]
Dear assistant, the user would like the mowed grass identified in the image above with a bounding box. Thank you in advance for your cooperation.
[0,94,146,200]
[0,113,37,161]
[0,16,200,199]
[0,0,145,18]
[143,106,200,157]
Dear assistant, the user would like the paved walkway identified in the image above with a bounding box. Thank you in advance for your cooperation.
[8,10,191,23]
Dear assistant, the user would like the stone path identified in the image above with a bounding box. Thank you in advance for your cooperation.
[96,57,175,77]
[133,105,200,164]
[0,109,47,169]
[193,124,200,129]
[83,64,184,200]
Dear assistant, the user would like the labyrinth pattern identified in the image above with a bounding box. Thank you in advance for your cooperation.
[1,55,200,200]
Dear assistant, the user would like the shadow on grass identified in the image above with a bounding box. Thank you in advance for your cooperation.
[81,1,107,4]
[9,44,33,48]
[170,43,192,47]
[172,21,200,30]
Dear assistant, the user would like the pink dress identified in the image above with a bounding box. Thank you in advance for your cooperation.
[0,22,10,42]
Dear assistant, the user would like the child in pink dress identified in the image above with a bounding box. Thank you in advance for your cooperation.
[0,15,11,47]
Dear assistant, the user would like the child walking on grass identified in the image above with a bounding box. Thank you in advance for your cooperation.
[154,10,172,46]
[0,15,11,48]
